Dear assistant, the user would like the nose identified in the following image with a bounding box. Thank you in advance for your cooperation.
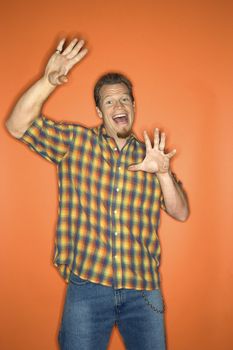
[115,99,124,109]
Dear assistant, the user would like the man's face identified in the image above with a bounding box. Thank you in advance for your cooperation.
[96,83,135,139]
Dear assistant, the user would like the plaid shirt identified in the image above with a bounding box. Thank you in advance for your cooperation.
[20,115,166,290]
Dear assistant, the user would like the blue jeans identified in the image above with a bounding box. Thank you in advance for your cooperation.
[58,273,166,350]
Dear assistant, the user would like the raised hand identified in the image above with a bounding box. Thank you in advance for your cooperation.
[128,129,176,174]
[44,38,88,86]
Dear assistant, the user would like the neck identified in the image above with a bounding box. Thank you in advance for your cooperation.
[115,137,127,150]
[103,124,130,150]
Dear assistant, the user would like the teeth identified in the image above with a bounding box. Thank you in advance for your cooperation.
[113,114,127,119]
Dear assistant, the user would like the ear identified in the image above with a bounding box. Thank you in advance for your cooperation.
[96,107,103,119]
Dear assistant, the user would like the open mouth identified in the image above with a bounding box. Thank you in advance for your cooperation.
[112,113,128,125]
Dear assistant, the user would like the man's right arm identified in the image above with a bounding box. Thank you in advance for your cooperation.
[5,38,88,138]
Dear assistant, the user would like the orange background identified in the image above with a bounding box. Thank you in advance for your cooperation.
[1,0,233,349]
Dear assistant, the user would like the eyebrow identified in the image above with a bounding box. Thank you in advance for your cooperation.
[102,93,130,101]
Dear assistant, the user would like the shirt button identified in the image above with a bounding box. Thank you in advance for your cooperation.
[115,231,118,236]
[114,147,118,151]
[116,188,119,192]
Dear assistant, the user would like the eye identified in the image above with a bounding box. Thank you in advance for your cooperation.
[122,96,130,103]
[105,99,112,105]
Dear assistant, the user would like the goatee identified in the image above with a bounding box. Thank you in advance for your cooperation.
[117,127,132,139]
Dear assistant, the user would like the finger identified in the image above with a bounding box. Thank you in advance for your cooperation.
[48,72,60,86]
[154,128,159,149]
[143,130,152,151]
[159,132,166,151]
[166,149,176,159]
[62,38,79,55]
[49,72,67,86]
[128,163,142,171]
[55,75,64,85]
[67,39,86,59]
[56,38,66,53]
[58,75,68,84]
[67,47,88,69]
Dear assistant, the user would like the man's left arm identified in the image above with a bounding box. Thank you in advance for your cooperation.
[157,171,189,221]
[128,128,189,222]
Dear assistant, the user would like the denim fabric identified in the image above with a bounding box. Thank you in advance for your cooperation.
[58,273,166,350]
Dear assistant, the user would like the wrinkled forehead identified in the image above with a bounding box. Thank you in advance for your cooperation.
[99,83,130,100]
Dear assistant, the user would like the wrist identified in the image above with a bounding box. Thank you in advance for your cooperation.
[156,170,173,182]
[156,169,171,177]
[33,76,58,105]
[41,75,57,91]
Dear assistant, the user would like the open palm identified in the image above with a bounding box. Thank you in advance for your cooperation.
[44,38,88,86]
[128,129,176,174]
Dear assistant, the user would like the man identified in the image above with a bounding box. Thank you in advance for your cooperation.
[6,38,189,350]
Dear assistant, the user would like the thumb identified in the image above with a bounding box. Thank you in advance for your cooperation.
[58,75,68,84]
[128,163,142,171]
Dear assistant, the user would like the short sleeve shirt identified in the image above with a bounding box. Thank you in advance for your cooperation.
[19,115,166,290]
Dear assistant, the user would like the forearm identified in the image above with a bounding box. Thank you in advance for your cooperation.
[157,171,189,221]
[5,75,56,138]
[6,38,88,139]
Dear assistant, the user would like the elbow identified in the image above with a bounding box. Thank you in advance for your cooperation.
[5,120,16,136]
[5,120,13,136]
[177,211,189,222]
[5,120,24,139]
[167,207,190,222]
[175,208,190,222]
